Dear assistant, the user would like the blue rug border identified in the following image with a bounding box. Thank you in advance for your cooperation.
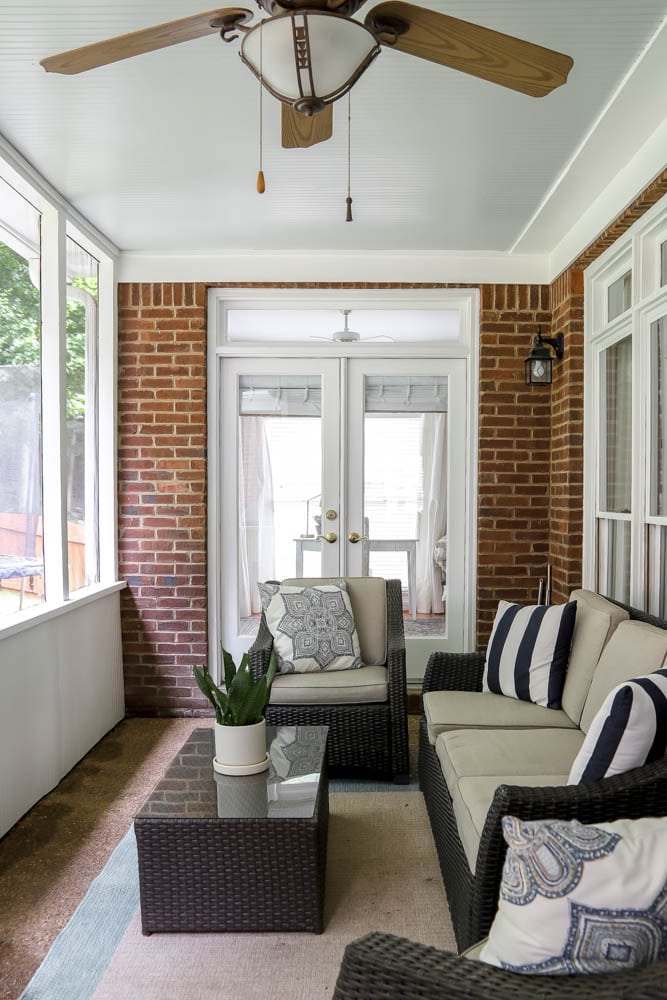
[18,778,419,1000]
[18,826,140,1000]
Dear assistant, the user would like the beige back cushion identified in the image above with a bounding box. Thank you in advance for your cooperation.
[280,577,387,665]
[579,619,667,732]
[561,589,629,724]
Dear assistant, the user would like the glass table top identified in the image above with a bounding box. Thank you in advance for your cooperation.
[136,725,328,821]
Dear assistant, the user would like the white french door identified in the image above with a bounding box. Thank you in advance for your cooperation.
[219,355,469,681]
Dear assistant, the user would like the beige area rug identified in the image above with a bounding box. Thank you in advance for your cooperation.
[92,792,455,1000]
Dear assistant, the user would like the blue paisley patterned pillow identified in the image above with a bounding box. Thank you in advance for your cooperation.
[258,580,363,674]
[479,815,667,975]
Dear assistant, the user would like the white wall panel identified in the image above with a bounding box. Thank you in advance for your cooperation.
[0,591,124,837]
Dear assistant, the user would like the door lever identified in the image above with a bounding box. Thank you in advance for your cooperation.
[318,531,337,543]
[348,532,369,543]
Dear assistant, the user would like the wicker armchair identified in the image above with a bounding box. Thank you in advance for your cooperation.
[332,931,667,999]
[419,604,667,952]
[248,577,409,782]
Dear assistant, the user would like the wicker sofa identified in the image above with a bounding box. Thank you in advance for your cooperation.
[419,588,667,953]
[248,576,409,781]
[333,931,667,999]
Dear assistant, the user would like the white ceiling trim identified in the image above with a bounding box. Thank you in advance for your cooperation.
[549,116,667,280]
[511,13,667,255]
[117,250,551,284]
[0,132,119,261]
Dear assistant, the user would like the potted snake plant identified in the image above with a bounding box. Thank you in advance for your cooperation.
[193,648,276,775]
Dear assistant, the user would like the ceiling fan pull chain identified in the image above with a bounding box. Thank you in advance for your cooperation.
[345,93,353,222]
[256,20,266,194]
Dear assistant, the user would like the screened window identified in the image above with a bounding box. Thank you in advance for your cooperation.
[0,178,44,616]
[586,193,667,612]
[0,156,116,625]
[607,270,632,322]
[66,237,99,592]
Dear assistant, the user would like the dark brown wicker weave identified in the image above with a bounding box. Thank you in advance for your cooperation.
[134,727,329,934]
[332,931,667,999]
[418,604,667,953]
[248,578,410,782]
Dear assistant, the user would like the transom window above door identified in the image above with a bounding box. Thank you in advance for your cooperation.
[224,307,460,344]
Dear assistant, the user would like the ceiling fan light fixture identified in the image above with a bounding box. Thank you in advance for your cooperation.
[240,12,381,111]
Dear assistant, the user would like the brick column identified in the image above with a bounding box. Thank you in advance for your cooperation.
[476,284,552,646]
[117,283,210,716]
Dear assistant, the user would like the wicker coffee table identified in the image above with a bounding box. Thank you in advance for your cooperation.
[134,724,329,934]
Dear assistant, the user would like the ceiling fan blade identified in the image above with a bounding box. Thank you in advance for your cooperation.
[365,2,573,97]
[40,8,253,75]
[282,104,334,149]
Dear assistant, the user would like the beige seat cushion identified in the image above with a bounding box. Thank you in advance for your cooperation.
[436,728,584,788]
[452,774,570,873]
[561,589,629,724]
[281,577,387,665]
[269,664,388,705]
[423,690,577,745]
[579,619,667,732]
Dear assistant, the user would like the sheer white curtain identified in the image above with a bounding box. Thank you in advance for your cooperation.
[239,417,275,617]
[416,413,448,614]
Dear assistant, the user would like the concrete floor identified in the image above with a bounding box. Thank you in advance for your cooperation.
[0,714,421,1000]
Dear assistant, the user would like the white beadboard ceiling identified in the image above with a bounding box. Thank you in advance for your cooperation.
[0,1,666,269]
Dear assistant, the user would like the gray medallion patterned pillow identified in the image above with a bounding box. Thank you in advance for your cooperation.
[257,580,363,674]
[479,815,667,975]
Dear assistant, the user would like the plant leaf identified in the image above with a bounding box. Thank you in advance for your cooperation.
[222,647,237,693]
[227,662,254,725]
[236,675,267,726]
[193,663,227,725]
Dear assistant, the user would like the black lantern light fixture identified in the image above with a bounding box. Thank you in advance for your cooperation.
[524,327,565,385]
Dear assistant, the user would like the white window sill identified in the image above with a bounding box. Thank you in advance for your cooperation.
[0,580,127,642]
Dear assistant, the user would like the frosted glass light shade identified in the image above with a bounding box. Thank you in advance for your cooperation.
[241,12,380,114]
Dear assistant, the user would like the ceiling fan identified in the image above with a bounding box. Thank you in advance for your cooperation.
[311,310,395,342]
[40,4,574,151]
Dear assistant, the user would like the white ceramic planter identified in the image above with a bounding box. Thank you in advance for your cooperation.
[213,718,269,775]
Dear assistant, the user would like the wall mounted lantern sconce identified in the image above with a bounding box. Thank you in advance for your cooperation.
[524,328,565,385]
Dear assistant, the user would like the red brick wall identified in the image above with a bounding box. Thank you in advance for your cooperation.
[476,284,553,645]
[117,282,210,716]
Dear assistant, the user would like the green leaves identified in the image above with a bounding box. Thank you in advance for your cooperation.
[193,648,276,726]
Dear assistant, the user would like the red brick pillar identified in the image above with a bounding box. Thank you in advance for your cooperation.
[117,282,210,716]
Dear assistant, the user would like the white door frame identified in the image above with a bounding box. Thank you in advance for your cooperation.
[207,287,479,685]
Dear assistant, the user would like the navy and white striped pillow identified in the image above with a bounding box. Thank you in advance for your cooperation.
[568,668,667,784]
[483,600,577,709]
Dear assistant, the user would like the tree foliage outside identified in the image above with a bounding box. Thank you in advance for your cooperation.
[0,240,96,417]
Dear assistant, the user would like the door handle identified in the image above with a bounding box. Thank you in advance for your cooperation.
[318,531,337,543]
[348,532,369,543]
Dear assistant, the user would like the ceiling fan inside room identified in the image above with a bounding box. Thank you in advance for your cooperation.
[40,3,574,151]
[311,310,395,342]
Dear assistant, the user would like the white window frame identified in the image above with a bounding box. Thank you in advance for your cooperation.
[0,137,121,638]
[584,190,667,609]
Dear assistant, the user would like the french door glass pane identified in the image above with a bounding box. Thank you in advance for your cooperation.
[238,375,322,635]
[66,236,99,592]
[363,375,447,636]
[607,270,632,321]
[600,336,632,514]
[0,179,44,616]
[596,517,631,603]
[649,315,667,516]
